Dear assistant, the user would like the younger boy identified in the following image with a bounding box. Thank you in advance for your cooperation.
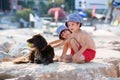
[49,25,71,48]
[49,25,77,62]
[61,13,96,63]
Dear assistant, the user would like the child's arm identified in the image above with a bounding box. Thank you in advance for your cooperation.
[60,34,74,57]
[52,41,64,48]
[60,41,69,58]
[49,39,64,48]
[49,39,62,45]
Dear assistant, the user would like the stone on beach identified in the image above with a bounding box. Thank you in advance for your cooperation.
[0,28,120,80]
[8,42,30,57]
[0,51,12,62]
[0,62,117,80]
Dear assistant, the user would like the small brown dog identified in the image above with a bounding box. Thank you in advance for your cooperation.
[13,34,55,65]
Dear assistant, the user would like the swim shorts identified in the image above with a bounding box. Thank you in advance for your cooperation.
[70,46,96,62]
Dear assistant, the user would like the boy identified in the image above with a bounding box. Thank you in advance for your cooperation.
[49,25,71,48]
[48,25,71,60]
[61,13,96,63]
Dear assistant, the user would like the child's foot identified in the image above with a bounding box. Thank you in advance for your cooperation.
[63,59,72,63]
[53,57,59,62]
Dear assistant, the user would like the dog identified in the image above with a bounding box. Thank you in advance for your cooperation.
[13,34,55,65]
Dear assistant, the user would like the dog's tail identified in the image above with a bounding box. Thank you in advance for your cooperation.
[12,57,29,64]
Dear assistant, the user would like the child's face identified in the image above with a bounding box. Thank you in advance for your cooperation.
[67,22,80,32]
[61,30,71,39]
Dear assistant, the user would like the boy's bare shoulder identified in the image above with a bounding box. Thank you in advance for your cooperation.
[79,30,91,37]
[79,30,87,34]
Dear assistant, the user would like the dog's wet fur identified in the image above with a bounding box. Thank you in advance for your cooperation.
[13,34,55,65]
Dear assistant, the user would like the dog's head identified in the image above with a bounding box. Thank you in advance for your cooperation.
[27,34,47,50]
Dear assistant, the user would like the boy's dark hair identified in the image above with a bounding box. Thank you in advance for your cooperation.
[77,22,82,27]
[66,22,82,28]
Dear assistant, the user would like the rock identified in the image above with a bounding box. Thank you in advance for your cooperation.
[0,51,12,62]
[8,42,30,57]
[5,75,36,80]
[117,63,120,77]
[105,78,120,80]
[101,58,120,77]
[0,42,13,53]
[102,58,120,66]
[108,41,120,51]
[0,62,117,80]
[93,30,117,37]
[95,49,120,59]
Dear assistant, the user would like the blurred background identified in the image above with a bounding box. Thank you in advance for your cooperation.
[0,1,120,79]
[0,0,120,35]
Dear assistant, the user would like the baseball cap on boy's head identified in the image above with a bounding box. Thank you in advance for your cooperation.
[56,25,68,40]
[65,13,83,27]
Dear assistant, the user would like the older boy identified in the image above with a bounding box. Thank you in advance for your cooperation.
[62,13,96,63]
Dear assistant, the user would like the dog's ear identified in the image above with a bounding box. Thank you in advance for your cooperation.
[34,34,47,47]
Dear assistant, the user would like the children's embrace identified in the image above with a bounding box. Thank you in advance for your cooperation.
[50,13,96,64]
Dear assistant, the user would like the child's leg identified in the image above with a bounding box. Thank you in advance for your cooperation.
[70,38,86,63]
[70,38,79,53]
[72,49,96,63]
[72,55,85,64]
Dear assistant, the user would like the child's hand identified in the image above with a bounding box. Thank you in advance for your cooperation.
[60,54,65,59]
[59,55,64,62]
[60,55,72,63]
[60,54,67,62]
[72,52,81,62]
